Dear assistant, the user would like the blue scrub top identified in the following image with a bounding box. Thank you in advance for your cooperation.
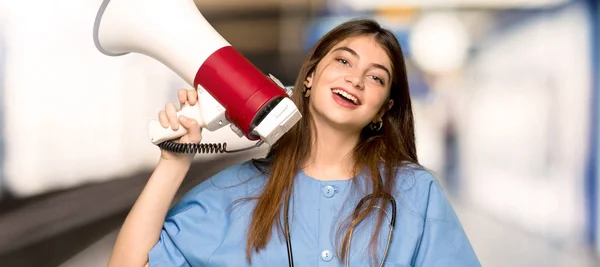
[149,161,481,266]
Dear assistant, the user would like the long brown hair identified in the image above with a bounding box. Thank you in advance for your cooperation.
[246,18,419,265]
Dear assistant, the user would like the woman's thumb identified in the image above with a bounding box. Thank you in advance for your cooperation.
[178,116,202,141]
[178,115,196,127]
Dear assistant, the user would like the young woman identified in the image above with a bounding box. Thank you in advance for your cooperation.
[108,18,481,267]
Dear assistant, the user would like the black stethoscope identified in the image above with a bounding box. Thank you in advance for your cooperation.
[284,192,397,267]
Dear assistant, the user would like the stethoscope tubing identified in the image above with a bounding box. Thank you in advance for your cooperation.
[285,192,397,267]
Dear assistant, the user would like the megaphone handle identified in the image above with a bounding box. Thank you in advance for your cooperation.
[149,102,205,145]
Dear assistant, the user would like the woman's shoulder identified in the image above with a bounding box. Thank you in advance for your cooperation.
[392,163,454,220]
[166,159,267,217]
[394,163,437,195]
[191,159,265,192]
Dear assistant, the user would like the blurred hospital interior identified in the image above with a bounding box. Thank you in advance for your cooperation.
[1,0,600,266]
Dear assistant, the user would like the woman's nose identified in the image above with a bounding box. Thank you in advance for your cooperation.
[344,73,364,90]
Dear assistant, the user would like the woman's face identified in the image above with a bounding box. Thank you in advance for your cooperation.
[306,35,394,134]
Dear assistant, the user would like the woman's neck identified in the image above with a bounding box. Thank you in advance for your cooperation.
[303,121,360,181]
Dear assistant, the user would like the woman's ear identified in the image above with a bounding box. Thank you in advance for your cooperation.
[304,72,314,88]
[376,99,394,120]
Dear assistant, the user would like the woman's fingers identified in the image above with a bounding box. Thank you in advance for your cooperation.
[187,89,198,106]
[178,89,198,109]
[165,102,179,130]
[177,89,188,107]
[162,89,202,142]
[158,110,169,128]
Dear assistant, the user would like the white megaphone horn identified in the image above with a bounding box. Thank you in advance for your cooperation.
[93,0,301,146]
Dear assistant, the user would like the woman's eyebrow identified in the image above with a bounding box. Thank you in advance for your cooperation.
[332,46,359,57]
[332,46,391,79]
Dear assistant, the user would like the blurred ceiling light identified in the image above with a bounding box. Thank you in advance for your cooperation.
[344,0,570,10]
[409,12,471,74]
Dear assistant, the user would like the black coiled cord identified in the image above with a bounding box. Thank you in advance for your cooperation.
[157,140,264,154]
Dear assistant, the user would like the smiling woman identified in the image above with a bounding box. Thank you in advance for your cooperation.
[107,18,481,267]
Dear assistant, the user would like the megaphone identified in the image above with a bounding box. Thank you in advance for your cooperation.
[92,0,302,146]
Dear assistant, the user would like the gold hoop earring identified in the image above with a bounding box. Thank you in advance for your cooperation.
[304,87,311,97]
[369,120,383,131]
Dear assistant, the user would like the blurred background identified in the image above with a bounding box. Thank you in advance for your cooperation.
[1,0,599,266]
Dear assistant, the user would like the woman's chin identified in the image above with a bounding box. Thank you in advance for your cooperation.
[310,107,366,132]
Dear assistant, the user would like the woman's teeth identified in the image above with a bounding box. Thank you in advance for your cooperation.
[332,89,358,105]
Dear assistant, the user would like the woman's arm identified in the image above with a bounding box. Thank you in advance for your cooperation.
[107,159,191,267]
[107,89,201,267]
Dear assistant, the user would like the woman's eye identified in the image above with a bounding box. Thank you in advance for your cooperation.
[336,58,349,65]
[371,76,385,85]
